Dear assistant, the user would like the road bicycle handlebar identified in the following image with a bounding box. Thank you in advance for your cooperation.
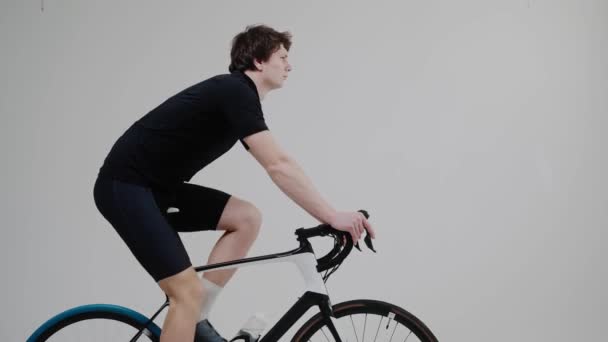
[295,210,376,274]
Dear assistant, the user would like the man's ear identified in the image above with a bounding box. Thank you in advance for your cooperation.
[253,58,264,71]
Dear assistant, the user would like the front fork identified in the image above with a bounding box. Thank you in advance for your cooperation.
[318,296,343,342]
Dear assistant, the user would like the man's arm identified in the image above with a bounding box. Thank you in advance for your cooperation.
[243,131,375,241]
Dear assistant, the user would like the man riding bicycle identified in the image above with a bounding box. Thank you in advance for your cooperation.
[93,24,375,342]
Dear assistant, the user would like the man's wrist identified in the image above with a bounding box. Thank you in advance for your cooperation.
[323,209,338,226]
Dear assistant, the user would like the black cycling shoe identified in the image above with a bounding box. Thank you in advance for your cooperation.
[194,319,227,342]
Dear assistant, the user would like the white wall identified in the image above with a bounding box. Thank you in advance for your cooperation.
[2,0,607,341]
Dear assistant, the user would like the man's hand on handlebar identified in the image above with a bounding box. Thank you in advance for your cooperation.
[328,211,376,243]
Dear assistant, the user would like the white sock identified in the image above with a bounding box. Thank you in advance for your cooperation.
[199,277,223,321]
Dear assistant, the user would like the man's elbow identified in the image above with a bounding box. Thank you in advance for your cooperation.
[265,154,293,178]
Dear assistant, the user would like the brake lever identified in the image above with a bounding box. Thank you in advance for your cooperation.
[355,209,376,253]
[353,233,376,252]
[364,232,376,253]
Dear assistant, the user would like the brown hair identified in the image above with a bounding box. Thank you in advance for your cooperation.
[229,24,292,73]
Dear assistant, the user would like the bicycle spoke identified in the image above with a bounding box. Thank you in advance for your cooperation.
[373,316,383,342]
[320,327,331,342]
[403,331,413,342]
[350,315,360,342]
[362,314,367,342]
[389,318,398,342]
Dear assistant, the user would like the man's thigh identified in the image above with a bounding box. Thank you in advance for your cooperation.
[158,182,232,232]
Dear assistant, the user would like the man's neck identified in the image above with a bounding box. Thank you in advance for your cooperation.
[244,70,270,101]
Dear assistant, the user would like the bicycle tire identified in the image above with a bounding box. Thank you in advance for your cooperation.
[292,299,438,342]
[28,304,160,342]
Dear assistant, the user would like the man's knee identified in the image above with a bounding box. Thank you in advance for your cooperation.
[158,268,204,305]
[219,197,262,237]
[240,203,262,234]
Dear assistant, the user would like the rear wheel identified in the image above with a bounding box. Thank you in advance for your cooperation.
[28,305,160,342]
[292,299,437,342]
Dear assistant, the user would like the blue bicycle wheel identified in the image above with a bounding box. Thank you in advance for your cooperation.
[28,304,161,342]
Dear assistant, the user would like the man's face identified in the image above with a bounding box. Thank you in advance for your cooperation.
[259,45,292,89]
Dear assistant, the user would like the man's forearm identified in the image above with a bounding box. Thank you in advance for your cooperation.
[267,159,337,224]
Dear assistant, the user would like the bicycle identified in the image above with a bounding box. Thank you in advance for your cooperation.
[27,210,438,342]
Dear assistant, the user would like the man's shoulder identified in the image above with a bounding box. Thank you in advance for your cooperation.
[205,71,258,99]
[205,72,247,86]
[180,72,251,98]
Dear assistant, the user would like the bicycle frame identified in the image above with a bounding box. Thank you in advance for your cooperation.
[135,235,342,342]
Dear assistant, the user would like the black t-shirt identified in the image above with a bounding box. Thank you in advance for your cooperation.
[98,71,268,190]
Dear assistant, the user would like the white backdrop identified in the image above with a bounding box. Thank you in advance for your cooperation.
[2,1,607,341]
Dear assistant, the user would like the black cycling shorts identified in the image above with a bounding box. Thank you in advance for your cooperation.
[93,177,231,282]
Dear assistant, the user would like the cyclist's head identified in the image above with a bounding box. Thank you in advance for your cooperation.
[228,24,292,74]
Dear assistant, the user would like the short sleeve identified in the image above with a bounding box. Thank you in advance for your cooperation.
[219,79,269,147]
